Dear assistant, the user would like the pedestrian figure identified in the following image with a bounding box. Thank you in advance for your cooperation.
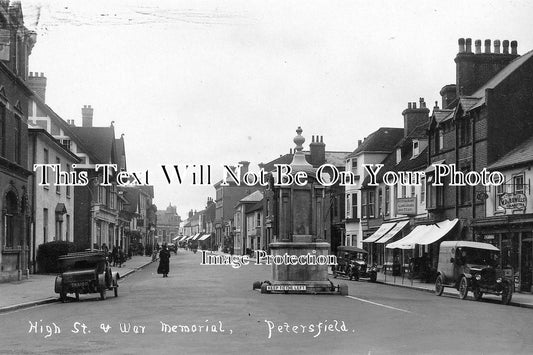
[117,247,124,268]
[157,243,171,277]
[111,246,119,267]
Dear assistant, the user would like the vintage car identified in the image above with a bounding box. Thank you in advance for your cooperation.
[332,246,377,282]
[55,251,119,302]
[435,241,513,305]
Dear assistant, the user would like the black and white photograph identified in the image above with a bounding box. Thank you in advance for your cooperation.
[0,0,532,354]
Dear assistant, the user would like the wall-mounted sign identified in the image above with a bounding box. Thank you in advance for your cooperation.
[396,197,417,215]
[499,192,527,210]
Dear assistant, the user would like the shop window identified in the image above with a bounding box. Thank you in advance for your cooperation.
[346,194,352,218]
[378,188,383,217]
[361,192,367,218]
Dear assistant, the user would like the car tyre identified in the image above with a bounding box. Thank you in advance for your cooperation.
[435,275,444,296]
[370,273,377,283]
[458,276,469,300]
[473,287,483,301]
[502,283,513,305]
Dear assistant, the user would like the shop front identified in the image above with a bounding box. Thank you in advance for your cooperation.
[473,215,533,293]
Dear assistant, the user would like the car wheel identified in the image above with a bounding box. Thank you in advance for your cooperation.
[370,273,377,283]
[473,288,483,301]
[435,275,444,296]
[100,288,107,300]
[502,283,513,305]
[458,276,469,300]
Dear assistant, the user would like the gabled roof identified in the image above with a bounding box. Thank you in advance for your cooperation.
[347,127,404,159]
[240,190,264,203]
[431,109,454,125]
[70,126,116,164]
[488,134,533,170]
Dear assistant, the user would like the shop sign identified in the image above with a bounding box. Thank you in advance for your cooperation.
[483,234,495,240]
[397,197,417,215]
[499,192,527,210]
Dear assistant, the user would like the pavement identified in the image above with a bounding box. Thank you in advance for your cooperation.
[1,252,533,313]
[0,254,155,313]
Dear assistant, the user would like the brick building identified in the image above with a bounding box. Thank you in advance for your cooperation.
[0,1,36,281]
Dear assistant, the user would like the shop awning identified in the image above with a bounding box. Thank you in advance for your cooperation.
[415,219,459,246]
[191,233,202,241]
[362,222,396,243]
[385,219,459,249]
[386,225,433,249]
[375,220,410,244]
[198,234,211,241]
[172,236,181,241]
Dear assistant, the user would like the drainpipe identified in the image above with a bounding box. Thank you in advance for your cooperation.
[31,133,37,274]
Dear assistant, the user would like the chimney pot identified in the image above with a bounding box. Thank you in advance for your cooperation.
[475,39,482,54]
[82,105,94,127]
[484,39,491,53]
[503,40,509,54]
[458,38,465,53]
[494,40,501,54]
[465,38,472,53]
[358,139,362,147]
[408,102,412,109]
[413,102,417,109]
[320,136,323,143]
[511,40,518,55]
[312,135,315,143]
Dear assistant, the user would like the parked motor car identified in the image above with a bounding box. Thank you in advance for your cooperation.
[332,246,377,282]
[435,241,513,305]
[167,243,176,252]
[55,251,119,302]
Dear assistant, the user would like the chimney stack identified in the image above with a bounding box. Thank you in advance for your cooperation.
[439,84,457,109]
[309,134,326,167]
[455,37,519,96]
[402,98,430,137]
[27,72,47,102]
[82,105,94,127]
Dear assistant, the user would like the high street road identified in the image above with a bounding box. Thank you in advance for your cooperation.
[1,249,532,354]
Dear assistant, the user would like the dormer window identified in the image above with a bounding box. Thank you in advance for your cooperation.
[412,140,420,158]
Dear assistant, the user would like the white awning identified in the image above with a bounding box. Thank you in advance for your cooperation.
[362,222,396,243]
[375,220,410,244]
[191,233,202,241]
[386,225,433,249]
[172,236,181,241]
[415,219,459,246]
[198,234,211,241]
[386,219,459,249]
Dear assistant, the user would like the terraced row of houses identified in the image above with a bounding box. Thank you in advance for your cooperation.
[0,2,155,282]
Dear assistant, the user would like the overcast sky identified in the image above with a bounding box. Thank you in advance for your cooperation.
[20,0,533,218]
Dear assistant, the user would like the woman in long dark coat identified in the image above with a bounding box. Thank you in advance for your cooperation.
[158,243,171,277]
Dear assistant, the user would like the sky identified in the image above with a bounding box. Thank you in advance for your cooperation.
[19,0,533,218]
